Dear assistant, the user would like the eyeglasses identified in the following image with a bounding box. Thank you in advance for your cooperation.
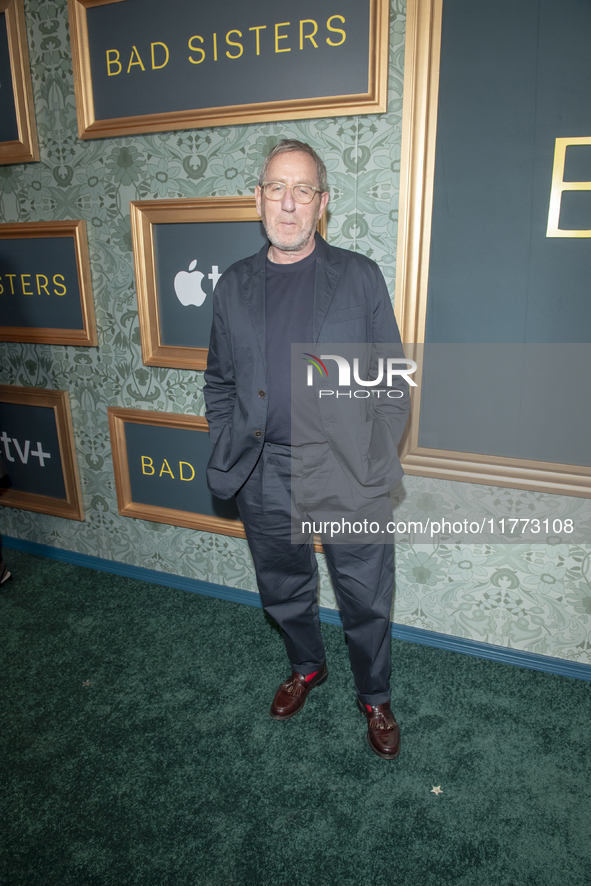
[261,181,323,204]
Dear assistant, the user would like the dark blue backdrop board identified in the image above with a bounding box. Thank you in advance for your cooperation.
[418,0,591,462]
[0,403,66,498]
[124,421,240,521]
[86,0,369,121]
[416,343,591,466]
[425,0,591,345]
[0,12,19,143]
[0,236,84,330]
[153,220,267,350]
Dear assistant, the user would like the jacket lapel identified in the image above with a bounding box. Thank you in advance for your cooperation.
[313,235,341,343]
[243,243,268,373]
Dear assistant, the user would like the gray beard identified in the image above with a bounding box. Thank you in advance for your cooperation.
[268,233,312,252]
[261,213,317,254]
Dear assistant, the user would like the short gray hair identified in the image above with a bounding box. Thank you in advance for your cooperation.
[258,139,328,193]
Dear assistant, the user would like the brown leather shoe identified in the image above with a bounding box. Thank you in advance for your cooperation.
[357,696,401,759]
[270,663,328,720]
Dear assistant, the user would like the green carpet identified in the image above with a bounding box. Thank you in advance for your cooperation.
[1,549,590,886]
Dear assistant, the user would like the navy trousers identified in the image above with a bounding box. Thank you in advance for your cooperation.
[236,442,394,705]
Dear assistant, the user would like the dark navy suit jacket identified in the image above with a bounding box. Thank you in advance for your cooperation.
[203,234,410,500]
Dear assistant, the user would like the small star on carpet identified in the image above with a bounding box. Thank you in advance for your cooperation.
[430,785,443,796]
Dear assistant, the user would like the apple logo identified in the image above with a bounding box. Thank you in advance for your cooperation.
[174,259,207,307]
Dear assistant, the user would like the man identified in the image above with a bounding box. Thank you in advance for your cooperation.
[204,140,409,759]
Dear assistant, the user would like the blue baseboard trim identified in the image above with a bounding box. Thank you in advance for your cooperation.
[3,535,262,609]
[5,535,591,683]
[386,622,591,681]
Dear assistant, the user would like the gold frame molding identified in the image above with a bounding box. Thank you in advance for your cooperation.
[68,0,389,138]
[0,385,84,520]
[394,0,591,499]
[131,196,327,371]
[108,406,248,538]
[0,0,39,165]
[0,220,97,346]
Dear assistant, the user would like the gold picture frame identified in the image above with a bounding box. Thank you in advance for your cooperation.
[0,220,97,346]
[68,0,389,139]
[0,0,39,165]
[394,0,591,499]
[0,385,84,520]
[131,196,327,371]
[108,406,247,538]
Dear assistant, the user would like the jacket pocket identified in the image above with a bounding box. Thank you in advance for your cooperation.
[209,423,233,468]
[331,302,367,323]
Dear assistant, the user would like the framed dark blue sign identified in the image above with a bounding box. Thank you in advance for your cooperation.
[0,386,84,520]
[395,0,591,499]
[0,0,38,164]
[131,196,327,370]
[108,406,244,536]
[0,221,97,346]
[68,0,389,138]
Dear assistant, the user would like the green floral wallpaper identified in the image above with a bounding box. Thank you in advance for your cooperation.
[0,0,589,665]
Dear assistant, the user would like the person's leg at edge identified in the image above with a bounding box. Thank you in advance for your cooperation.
[0,534,10,585]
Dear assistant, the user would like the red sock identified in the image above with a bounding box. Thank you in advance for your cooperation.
[304,670,319,682]
[366,704,372,711]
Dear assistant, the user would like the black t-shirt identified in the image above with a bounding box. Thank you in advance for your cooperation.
[264,248,325,445]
